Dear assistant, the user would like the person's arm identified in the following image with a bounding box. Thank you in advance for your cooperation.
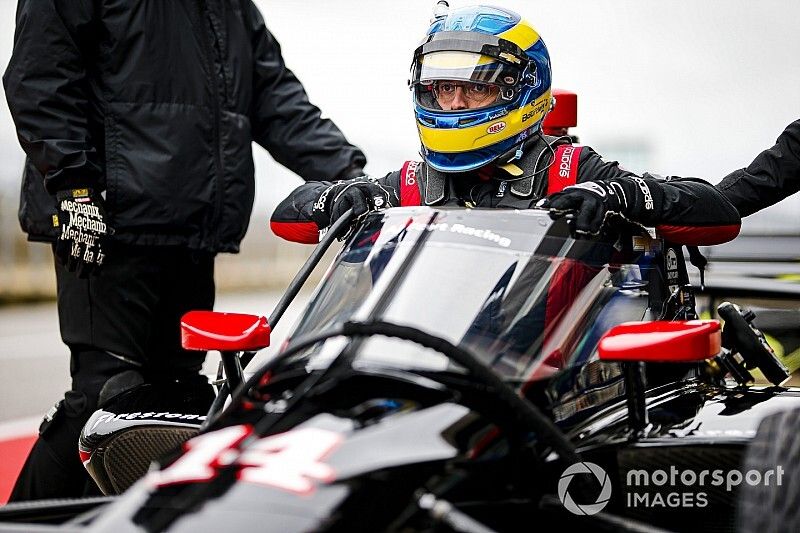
[543,147,741,245]
[4,0,109,276]
[716,120,800,217]
[243,1,366,181]
[271,172,400,244]
[3,0,102,193]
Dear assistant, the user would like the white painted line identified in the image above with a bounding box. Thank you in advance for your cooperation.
[0,417,39,441]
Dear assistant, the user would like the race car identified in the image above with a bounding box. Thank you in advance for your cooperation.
[1,207,798,533]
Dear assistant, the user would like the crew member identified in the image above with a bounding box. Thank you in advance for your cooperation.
[4,0,365,500]
[717,120,800,217]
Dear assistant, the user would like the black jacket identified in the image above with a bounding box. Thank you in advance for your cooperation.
[270,136,741,246]
[4,0,366,252]
[717,119,800,217]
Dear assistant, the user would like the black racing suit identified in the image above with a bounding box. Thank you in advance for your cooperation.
[271,136,741,245]
[5,0,364,501]
[271,136,741,389]
[717,119,800,217]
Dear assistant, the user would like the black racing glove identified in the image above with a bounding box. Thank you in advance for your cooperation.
[53,188,111,277]
[311,176,397,230]
[539,176,664,235]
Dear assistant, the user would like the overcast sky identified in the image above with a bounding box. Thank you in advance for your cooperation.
[0,0,798,231]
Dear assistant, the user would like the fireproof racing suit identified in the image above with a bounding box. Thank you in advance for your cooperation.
[270,136,742,245]
[717,119,800,217]
[271,136,742,384]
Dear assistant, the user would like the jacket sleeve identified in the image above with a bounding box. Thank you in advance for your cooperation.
[244,1,366,181]
[270,171,401,244]
[716,119,800,217]
[2,0,102,194]
[576,147,741,246]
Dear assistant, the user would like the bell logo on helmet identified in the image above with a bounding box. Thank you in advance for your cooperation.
[487,122,506,134]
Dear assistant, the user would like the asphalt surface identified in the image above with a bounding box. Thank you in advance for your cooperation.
[0,289,309,424]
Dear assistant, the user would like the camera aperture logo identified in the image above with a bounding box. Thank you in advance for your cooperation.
[558,462,612,516]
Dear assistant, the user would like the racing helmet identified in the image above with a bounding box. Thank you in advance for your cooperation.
[410,5,552,172]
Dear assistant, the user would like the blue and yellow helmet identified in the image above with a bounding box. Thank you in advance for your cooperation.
[410,5,552,172]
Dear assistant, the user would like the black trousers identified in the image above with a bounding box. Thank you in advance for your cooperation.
[10,244,215,501]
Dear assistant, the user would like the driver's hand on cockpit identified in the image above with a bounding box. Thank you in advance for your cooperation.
[538,176,663,235]
[311,176,400,228]
[311,176,398,229]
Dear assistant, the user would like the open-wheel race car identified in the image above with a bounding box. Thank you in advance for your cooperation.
[1,207,800,533]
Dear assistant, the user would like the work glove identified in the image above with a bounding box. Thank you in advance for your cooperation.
[53,188,111,277]
[311,176,397,230]
[538,176,664,235]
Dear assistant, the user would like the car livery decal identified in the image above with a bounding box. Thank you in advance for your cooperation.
[90,412,206,431]
[149,425,343,496]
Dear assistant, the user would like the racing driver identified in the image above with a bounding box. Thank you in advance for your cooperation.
[270,4,740,245]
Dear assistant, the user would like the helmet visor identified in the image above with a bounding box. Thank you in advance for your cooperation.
[412,51,520,111]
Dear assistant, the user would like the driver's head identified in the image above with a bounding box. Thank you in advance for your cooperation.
[410,5,553,173]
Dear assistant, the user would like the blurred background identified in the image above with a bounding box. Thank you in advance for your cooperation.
[1,2,800,490]
[1,0,800,301]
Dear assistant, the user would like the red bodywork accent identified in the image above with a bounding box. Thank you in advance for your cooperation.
[467,426,501,460]
[543,89,577,136]
[656,224,741,246]
[79,449,91,465]
[543,260,596,347]
[270,220,320,244]
[598,320,721,362]
[399,161,422,207]
[0,435,36,504]
[181,311,271,351]
[547,145,582,195]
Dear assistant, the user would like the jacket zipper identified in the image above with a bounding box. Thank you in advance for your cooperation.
[197,0,225,249]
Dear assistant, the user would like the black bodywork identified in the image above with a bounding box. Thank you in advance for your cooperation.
[2,208,799,533]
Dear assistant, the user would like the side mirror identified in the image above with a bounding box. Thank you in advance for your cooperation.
[598,320,721,363]
[598,320,721,434]
[181,311,271,352]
